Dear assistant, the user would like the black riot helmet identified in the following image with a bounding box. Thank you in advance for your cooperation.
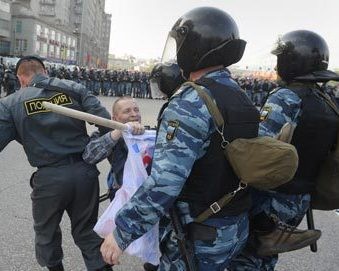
[271,30,330,82]
[149,62,185,98]
[161,7,246,78]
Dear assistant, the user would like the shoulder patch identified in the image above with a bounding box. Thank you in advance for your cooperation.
[166,120,179,141]
[24,93,73,115]
[260,106,272,122]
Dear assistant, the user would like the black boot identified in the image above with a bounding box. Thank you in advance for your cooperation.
[96,264,113,271]
[143,262,159,271]
[252,213,321,256]
[47,263,64,271]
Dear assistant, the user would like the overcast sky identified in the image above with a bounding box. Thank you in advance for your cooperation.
[105,0,339,69]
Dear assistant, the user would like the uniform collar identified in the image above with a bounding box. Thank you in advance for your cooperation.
[29,73,49,87]
[204,67,231,79]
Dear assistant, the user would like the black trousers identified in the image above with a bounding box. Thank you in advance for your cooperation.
[31,161,106,270]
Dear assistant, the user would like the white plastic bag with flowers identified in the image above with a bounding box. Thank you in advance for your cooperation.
[94,130,160,265]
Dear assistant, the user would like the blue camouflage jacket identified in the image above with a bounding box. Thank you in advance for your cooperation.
[113,69,245,250]
[259,88,302,137]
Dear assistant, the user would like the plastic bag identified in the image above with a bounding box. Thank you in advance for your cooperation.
[94,130,160,265]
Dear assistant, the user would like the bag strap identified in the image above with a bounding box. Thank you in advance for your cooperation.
[194,183,246,223]
[183,81,246,223]
[288,83,339,117]
[184,81,229,148]
[183,82,224,127]
[314,88,339,117]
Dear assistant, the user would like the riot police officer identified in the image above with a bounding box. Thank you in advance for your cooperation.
[100,7,259,270]
[149,62,185,100]
[3,67,17,96]
[230,30,339,271]
[0,56,113,271]
[0,63,4,96]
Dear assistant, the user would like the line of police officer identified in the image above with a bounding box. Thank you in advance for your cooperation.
[0,64,20,97]
[48,66,151,98]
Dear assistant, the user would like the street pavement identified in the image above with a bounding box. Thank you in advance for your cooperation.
[1,96,339,271]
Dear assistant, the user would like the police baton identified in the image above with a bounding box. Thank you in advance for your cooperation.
[42,101,129,131]
[42,102,143,205]
[169,208,198,271]
[306,208,318,252]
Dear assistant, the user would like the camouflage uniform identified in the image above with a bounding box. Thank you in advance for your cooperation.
[229,88,311,271]
[113,69,249,271]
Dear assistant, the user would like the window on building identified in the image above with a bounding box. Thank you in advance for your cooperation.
[70,50,75,60]
[0,19,10,31]
[67,37,71,46]
[40,0,55,3]
[42,43,48,57]
[56,46,60,58]
[0,1,10,13]
[44,28,49,39]
[15,21,22,33]
[0,40,10,54]
[62,35,66,44]
[35,41,40,54]
[15,39,27,54]
[72,39,76,47]
[40,5,55,16]
[49,45,55,57]
[56,32,61,42]
[60,47,66,60]
[36,24,41,36]
[51,30,55,41]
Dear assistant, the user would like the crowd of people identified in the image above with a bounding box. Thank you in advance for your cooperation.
[47,66,152,98]
[0,61,307,108]
[0,63,20,97]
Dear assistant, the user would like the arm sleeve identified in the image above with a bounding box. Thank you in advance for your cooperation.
[0,101,16,151]
[113,89,213,250]
[259,88,302,137]
[82,131,118,164]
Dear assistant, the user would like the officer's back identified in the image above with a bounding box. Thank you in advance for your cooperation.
[0,56,110,168]
[0,55,113,271]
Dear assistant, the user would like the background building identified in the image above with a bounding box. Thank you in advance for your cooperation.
[5,0,111,68]
[0,0,11,55]
[71,0,111,68]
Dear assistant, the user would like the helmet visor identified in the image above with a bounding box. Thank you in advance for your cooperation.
[150,78,166,99]
[271,36,287,56]
[161,28,187,64]
[161,33,178,64]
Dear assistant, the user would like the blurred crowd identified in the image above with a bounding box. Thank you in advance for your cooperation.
[1,63,339,107]
[47,66,152,98]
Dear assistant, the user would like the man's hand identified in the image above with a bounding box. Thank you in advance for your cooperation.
[110,129,123,141]
[100,233,123,265]
[125,121,145,135]
[110,122,145,141]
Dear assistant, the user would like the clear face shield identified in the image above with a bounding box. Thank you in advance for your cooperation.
[155,34,177,98]
[161,32,178,64]
[150,78,165,99]
[161,27,187,63]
